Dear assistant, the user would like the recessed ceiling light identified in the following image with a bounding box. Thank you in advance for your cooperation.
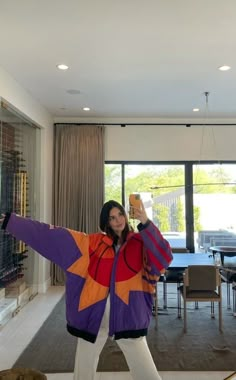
[193,108,199,112]
[56,64,69,70]
[83,107,90,111]
[67,89,80,95]
[218,65,231,71]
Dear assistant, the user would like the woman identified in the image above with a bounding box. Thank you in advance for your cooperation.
[1,200,172,380]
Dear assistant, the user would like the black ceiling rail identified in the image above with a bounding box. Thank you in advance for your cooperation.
[54,122,236,126]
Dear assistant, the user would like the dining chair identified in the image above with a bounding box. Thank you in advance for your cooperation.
[161,270,183,316]
[152,285,158,330]
[179,265,222,333]
[161,248,189,313]
[220,267,236,317]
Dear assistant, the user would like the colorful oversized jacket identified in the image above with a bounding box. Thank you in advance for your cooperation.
[2,213,173,343]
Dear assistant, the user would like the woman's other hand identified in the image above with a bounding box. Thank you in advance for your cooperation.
[0,214,6,224]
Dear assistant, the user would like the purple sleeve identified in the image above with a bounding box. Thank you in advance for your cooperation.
[139,221,173,271]
[5,213,84,270]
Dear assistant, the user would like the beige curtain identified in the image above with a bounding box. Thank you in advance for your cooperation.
[52,124,105,285]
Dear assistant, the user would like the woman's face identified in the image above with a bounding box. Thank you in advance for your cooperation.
[108,207,126,237]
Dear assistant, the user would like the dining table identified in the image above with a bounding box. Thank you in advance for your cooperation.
[169,252,215,270]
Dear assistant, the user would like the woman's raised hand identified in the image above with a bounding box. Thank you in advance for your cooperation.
[132,201,148,225]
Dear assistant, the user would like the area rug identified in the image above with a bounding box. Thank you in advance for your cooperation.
[13,287,236,373]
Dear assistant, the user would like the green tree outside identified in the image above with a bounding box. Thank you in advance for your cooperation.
[105,164,235,232]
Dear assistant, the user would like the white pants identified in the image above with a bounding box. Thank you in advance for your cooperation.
[73,298,162,380]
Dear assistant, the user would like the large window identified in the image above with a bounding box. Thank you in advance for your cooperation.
[193,163,236,254]
[105,161,236,252]
[105,164,122,204]
[105,162,186,249]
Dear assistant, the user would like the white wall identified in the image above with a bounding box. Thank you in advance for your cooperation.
[1,65,54,292]
[105,124,236,161]
[55,117,236,161]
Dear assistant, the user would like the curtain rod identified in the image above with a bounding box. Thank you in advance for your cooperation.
[54,122,236,126]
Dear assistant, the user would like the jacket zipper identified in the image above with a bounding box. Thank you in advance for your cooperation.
[109,246,120,337]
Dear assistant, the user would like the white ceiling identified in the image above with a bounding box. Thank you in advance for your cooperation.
[1,0,236,122]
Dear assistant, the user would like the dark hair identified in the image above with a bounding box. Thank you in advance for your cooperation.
[99,200,132,243]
